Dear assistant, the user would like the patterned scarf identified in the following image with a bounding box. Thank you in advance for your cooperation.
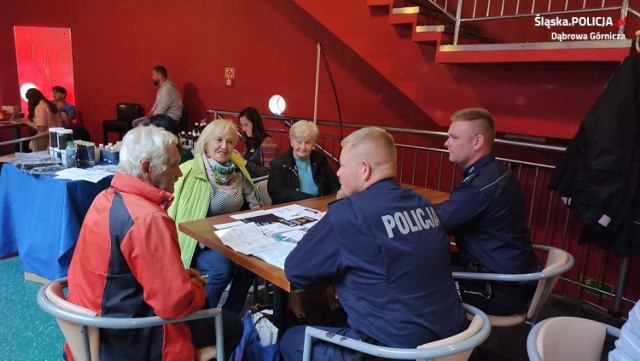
[207,157,237,185]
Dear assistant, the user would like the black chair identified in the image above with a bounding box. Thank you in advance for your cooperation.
[102,103,141,144]
[179,107,189,133]
[69,111,91,142]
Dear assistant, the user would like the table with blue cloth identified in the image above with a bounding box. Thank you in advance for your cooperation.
[0,163,113,281]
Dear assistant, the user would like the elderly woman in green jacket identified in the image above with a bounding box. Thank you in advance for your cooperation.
[169,118,260,314]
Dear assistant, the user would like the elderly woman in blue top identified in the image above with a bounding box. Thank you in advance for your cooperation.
[267,120,341,323]
[169,118,260,314]
[267,120,340,205]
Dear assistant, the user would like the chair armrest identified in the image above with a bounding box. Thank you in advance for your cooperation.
[38,285,222,329]
[526,319,545,361]
[302,304,490,360]
[37,278,225,361]
[453,245,574,282]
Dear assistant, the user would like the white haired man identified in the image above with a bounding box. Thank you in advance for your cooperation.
[65,125,242,360]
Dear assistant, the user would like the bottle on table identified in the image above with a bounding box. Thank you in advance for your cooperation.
[65,141,77,168]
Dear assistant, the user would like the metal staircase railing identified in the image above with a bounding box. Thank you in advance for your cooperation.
[412,0,638,45]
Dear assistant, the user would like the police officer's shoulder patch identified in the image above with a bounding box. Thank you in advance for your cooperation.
[461,173,479,184]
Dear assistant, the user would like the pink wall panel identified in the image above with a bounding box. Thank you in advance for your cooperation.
[13,26,75,113]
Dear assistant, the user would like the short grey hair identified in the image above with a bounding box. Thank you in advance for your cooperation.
[194,119,239,155]
[118,125,178,177]
[289,120,319,141]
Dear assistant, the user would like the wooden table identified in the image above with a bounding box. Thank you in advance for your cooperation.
[178,185,450,293]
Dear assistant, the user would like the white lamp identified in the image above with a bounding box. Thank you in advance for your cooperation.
[268,95,286,116]
[20,83,38,101]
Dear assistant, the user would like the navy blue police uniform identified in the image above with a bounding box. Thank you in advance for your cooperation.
[280,179,466,361]
[436,153,539,315]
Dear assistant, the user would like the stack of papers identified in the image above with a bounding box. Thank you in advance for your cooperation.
[54,167,113,183]
[213,204,325,269]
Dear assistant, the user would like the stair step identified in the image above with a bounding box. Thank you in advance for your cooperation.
[392,6,422,15]
[415,25,445,33]
[436,39,632,63]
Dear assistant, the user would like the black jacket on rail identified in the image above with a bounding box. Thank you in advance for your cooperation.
[267,148,340,205]
[548,55,640,256]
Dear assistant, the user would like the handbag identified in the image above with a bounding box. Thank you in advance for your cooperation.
[234,307,280,361]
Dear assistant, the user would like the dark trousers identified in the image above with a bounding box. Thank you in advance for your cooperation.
[280,325,401,361]
[189,309,244,361]
[451,254,535,316]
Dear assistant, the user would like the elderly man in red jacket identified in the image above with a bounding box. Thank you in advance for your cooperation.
[65,125,242,360]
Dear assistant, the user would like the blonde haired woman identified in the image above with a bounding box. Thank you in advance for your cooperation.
[169,118,260,314]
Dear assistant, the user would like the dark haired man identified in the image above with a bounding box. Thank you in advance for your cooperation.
[133,65,183,127]
[52,86,76,127]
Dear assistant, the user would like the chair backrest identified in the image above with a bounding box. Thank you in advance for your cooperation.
[180,107,189,132]
[116,103,141,123]
[526,248,570,319]
[534,317,608,361]
[256,180,271,206]
[417,309,486,361]
[44,281,100,361]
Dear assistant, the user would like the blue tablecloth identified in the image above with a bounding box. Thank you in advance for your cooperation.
[0,164,113,279]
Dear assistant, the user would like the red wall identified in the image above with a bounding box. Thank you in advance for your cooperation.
[0,0,432,143]
[2,0,628,142]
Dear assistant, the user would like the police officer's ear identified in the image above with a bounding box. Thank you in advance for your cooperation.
[473,134,485,150]
[361,160,372,181]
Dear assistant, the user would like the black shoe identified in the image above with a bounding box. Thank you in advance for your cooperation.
[286,309,308,326]
[329,307,348,327]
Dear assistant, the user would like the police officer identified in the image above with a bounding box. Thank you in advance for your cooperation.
[280,127,466,361]
[436,108,539,315]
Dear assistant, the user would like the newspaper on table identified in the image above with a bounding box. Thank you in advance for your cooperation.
[213,204,325,269]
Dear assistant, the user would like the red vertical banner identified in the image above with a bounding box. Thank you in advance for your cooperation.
[13,27,75,114]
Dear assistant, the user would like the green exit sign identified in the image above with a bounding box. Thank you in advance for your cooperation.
[580,276,613,299]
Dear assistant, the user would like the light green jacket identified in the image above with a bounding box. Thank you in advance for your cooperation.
[168,153,258,268]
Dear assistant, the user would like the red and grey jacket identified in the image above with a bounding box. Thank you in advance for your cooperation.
[65,173,206,360]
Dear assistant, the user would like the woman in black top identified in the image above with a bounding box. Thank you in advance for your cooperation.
[238,107,278,178]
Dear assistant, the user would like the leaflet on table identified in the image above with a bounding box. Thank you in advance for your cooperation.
[213,221,245,230]
[269,204,324,220]
[272,229,307,243]
[238,204,325,235]
[214,223,276,255]
[251,242,297,269]
[213,223,297,269]
[230,209,269,220]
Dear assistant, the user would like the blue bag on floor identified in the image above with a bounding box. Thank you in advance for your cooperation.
[234,308,280,361]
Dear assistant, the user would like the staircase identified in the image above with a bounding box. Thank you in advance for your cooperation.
[288,0,637,138]
[369,0,636,63]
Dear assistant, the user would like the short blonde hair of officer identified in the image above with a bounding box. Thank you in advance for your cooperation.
[195,118,239,155]
[341,127,397,170]
[289,120,319,142]
[450,108,496,144]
